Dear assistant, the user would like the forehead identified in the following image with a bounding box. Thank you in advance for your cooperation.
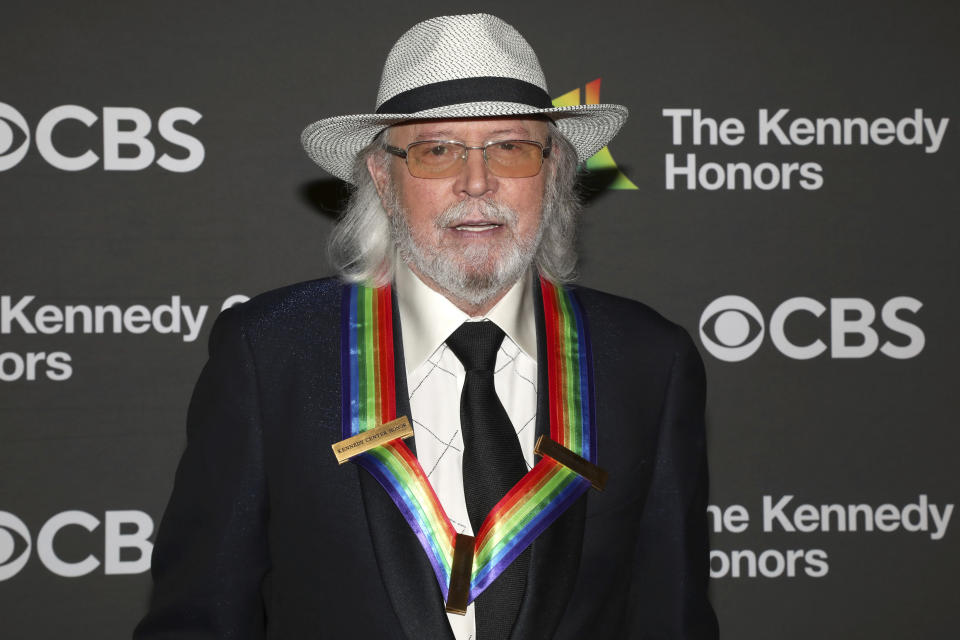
[386,116,549,144]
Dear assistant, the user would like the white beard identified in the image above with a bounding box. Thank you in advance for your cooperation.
[389,197,543,309]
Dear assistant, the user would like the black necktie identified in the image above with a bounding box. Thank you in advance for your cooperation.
[446,320,530,640]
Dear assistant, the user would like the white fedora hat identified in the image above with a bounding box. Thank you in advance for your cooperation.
[301,13,629,183]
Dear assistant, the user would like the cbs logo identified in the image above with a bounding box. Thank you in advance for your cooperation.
[0,510,153,580]
[0,102,203,172]
[699,295,924,362]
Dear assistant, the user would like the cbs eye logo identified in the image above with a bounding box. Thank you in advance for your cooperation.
[699,296,764,362]
[0,103,31,171]
[0,512,32,581]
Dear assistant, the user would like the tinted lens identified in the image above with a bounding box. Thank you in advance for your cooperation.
[485,141,544,177]
[406,141,464,177]
[401,140,545,178]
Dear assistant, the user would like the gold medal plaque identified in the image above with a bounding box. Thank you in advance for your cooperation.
[534,434,608,491]
[445,533,475,615]
[331,416,414,464]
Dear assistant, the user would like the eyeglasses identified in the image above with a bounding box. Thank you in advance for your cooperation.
[383,139,552,179]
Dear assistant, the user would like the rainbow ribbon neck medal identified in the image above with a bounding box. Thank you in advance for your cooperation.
[331,278,607,614]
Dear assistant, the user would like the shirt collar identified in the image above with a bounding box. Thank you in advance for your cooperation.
[394,259,537,377]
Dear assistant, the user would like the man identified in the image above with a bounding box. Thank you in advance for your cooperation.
[135,13,718,640]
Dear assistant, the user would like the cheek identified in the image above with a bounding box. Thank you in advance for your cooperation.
[511,178,547,235]
[395,174,445,233]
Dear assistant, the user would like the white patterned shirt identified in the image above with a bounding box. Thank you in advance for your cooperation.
[394,261,538,640]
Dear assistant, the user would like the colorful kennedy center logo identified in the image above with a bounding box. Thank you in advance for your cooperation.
[553,78,636,190]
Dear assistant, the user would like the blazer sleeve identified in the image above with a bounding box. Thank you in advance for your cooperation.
[626,325,719,638]
[134,306,270,639]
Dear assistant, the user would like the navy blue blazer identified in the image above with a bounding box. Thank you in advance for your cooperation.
[134,277,718,639]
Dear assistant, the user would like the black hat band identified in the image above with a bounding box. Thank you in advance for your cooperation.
[376,76,553,115]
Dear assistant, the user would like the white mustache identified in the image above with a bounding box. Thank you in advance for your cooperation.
[435,199,519,229]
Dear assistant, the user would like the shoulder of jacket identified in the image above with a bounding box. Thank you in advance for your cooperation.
[568,283,690,343]
[569,283,704,381]
[213,277,344,345]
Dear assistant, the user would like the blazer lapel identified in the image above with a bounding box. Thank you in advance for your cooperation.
[509,276,588,640]
[353,288,455,640]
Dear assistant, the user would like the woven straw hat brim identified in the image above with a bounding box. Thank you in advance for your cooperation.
[301,101,628,183]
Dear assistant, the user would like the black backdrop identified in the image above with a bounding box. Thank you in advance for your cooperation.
[1,1,957,638]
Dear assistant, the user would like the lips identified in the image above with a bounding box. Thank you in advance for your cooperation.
[435,199,517,234]
[450,219,503,232]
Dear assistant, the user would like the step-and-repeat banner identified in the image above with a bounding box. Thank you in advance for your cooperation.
[1,1,956,637]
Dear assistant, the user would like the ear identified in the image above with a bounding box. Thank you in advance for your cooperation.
[366,150,393,215]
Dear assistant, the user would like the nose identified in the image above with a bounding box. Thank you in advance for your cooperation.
[455,146,496,198]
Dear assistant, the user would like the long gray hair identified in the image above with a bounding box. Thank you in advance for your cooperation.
[328,123,581,286]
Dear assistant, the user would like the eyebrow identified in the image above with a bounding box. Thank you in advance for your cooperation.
[413,129,454,140]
